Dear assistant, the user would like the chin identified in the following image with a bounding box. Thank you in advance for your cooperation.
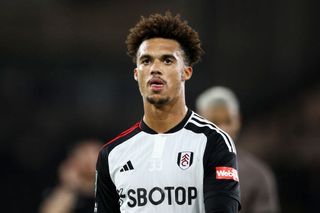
[146,95,170,106]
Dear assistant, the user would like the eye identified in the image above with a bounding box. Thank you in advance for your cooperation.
[163,58,173,65]
[141,58,151,65]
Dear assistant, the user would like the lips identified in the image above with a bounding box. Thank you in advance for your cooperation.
[148,78,166,91]
[149,78,165,85]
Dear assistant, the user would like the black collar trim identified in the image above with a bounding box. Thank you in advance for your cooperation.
[139,108,192,134]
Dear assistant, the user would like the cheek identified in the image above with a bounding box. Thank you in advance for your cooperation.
[135,70,147,92]
[169,69,184,82]
[137,72,146,85]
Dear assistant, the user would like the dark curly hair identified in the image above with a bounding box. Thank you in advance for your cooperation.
[126,11,204,66]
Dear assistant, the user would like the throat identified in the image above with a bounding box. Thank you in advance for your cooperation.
[143,106,188,133]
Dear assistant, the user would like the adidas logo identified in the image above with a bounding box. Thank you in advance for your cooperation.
[120,160,134,172]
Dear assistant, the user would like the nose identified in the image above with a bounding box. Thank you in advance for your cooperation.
[151,70,162,75]
[150,60,162,75]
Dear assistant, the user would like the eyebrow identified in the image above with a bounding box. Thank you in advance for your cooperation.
[138,54,151,60]
[161,54,176,60]
[138,54,176,61]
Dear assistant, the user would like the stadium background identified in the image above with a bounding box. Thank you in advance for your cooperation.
[1,0,319,212]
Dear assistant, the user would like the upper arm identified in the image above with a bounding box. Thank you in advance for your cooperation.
[203,131,241,212]
[94,148,120,213]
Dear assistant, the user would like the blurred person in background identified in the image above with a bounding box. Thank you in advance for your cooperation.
[196,86,280,213]
[39,139,102,213]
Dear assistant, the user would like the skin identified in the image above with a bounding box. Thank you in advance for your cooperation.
[134,38,193,133]
[199,105,241,140]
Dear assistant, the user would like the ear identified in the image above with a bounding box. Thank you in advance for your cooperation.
[134,68,138,81]
[182,66,193,81]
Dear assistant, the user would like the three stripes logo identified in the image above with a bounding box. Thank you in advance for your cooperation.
[120,160,134,172]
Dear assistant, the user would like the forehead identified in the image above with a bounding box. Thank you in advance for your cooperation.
[137,38,183,58]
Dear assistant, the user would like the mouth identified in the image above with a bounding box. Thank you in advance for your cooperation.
[148,78,166,91]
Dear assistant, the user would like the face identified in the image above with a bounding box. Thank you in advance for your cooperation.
[200,105,241,140]
[134,38,192,106]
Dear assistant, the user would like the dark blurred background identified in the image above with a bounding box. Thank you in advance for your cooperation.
[1,0,319,212]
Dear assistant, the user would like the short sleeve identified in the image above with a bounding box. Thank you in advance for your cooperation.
[203,131,241,212]
[94,147,120,213]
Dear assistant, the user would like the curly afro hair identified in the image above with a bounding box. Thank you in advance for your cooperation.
[126,11,204,66]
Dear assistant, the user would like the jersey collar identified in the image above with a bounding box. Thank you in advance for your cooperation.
[139,108,192,134]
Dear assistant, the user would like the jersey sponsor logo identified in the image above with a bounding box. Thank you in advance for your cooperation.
[119,186,197,207]
[177,151,194,170]
[117,188,126,206]
[216,166,239,182]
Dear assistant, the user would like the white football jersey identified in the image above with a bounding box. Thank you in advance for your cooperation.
[94,109,240,213]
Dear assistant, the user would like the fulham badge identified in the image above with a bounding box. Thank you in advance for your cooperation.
[177,151,194,170]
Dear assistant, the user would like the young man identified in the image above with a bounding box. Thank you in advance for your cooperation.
[196,86,280,213]
[94,12,241,213]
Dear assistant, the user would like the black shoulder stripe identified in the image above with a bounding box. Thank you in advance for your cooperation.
[191,116,217,128]
[188,114,236,153]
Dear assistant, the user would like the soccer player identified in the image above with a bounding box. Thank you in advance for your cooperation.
[196,86,280,213]
[94,12,241,213]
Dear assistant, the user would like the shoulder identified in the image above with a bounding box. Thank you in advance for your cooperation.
[100,122,142,155]
[185,112,236,154]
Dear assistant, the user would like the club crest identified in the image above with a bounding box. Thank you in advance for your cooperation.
[177,151,194,170]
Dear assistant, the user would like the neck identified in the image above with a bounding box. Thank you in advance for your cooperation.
[143,98,188,133]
